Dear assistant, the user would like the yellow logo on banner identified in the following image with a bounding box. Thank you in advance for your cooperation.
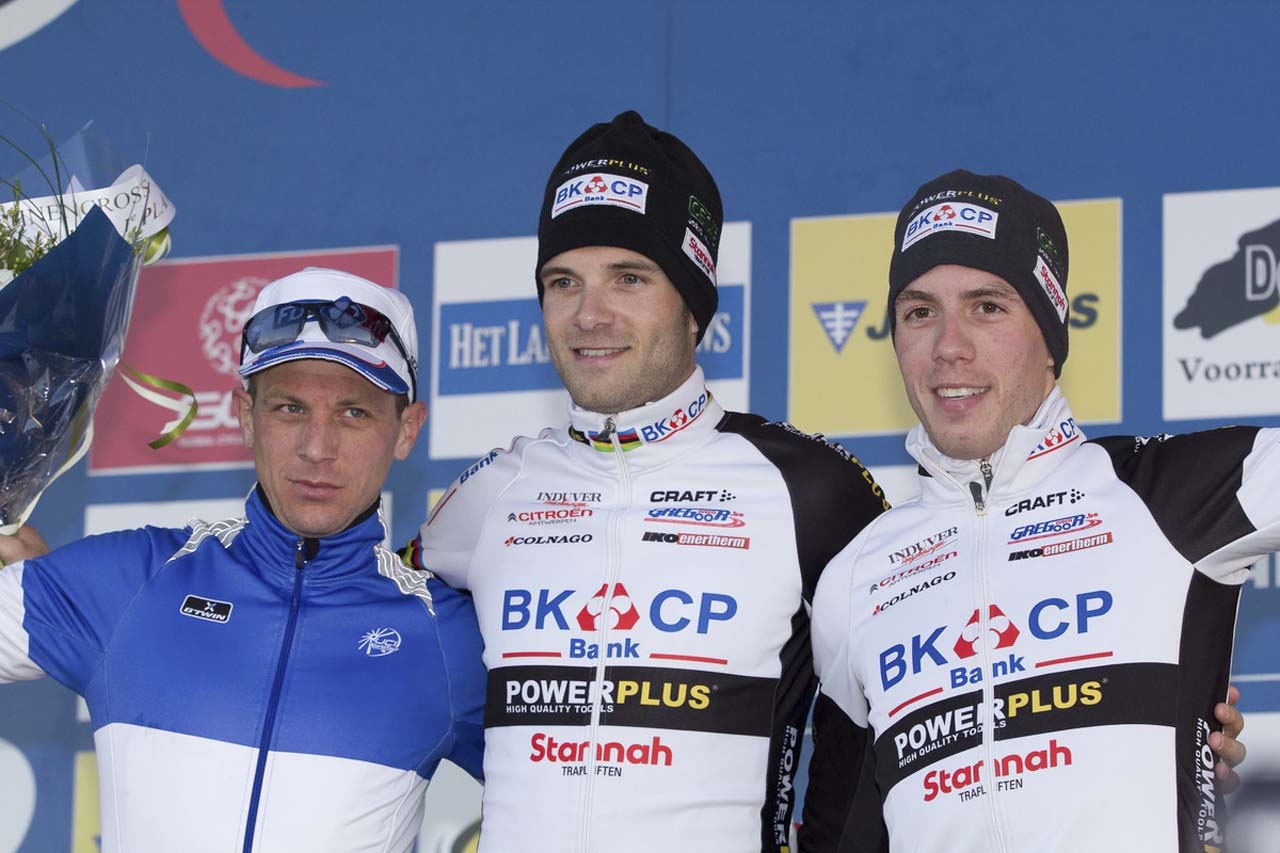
[73,751,100,852]
[788,199,1121,436]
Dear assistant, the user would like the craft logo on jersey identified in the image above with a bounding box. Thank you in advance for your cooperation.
[1005,489,1085,516]
[813,301,865,354]
[577,583,640,630]
[878,590,1114,695]
[551,172,649,218]
[650,488,736,503]
[180,595,233,624]
[902,202,998,250]
[1164,188,1280,420]
[90,247,397,472]
[358,627,402,657]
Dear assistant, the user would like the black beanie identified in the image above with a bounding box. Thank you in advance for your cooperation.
[887,170,1070,377]
[536,111,722,342]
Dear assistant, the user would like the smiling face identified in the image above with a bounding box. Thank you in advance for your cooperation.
[893,264,1056,460]
[540,245,698,414]
[234,359,425,538]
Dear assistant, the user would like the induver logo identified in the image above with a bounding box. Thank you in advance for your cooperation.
[1174,218,1280,339]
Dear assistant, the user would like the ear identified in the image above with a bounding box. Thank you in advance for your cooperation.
[233,387,256,449]
[393,400,428,461]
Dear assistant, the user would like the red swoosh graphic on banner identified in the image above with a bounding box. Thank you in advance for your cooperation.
[177,0,324,89]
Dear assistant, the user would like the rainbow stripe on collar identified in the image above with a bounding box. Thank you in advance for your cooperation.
[569,425,643,453]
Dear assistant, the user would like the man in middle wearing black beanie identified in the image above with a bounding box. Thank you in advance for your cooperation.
[402,110,890,852]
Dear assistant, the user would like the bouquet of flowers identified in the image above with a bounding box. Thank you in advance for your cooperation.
[0,121,175,532]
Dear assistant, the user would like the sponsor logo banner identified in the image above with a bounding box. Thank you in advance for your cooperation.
[873,662,1177,794]
[550,173,648,218]
[901,201,998,250]
[89,247,397,473]
[430,225,751,460]
[1163,186,1280,419]
[485,664,775,736]
[789,201,1121,437]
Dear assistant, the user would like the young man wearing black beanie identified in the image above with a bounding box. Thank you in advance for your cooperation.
[403,111,891,851]
[807,170,1261,851]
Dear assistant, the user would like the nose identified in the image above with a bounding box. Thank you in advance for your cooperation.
[573,282,614,331]
[297,415,339,463]
[932,312,975,364]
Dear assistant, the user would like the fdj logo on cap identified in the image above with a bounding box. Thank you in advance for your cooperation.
[551,173,649,219]
[902,202,999,251]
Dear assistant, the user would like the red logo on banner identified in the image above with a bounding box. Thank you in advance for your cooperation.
[90,247,398,473]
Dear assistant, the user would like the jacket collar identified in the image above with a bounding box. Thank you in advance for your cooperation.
[239,486,390,584]
[566,365,724,470]
[906,386,1086,506]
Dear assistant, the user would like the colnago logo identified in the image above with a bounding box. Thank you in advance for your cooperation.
[874,571,957,616]
[902,202,998,251]
[551,173,649,219]
[1009,531,1114,561]
[1027,418,1080,460]
[922,739,1073,802]
[504,534,593,546]
[683,227,717,285]
[1004,489,1085,517]
[530,733,673,766]
[878,590,1114,691]
[650,488,735,503]
[639,391,710,443]
[1008,513,1103,544]
[508,507,594,525]
[887,526,960,565]
[641,530,750,549]
[1195,718,1225,846]
[644,507,745,527]
[871,550,958,595]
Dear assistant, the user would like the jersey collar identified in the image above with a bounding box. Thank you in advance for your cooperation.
[907,386,1086,505]
[566,366,724,460]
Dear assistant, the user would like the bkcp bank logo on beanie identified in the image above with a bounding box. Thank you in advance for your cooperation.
[887,169,1071,376]
[536,110,723,343]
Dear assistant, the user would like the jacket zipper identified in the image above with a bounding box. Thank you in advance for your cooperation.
[579,417,630,853]
[970,459,1008,853]
[241,538,308,852]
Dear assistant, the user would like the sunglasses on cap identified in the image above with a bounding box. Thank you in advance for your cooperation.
[241,297,417,400]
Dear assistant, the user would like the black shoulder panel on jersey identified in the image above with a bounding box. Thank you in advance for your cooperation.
[719,413,889,602]
[1091,427,1261,564]
[799,694,888,853]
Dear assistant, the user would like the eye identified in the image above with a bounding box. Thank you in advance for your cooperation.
[899,304,932,322]
[620,272,643,286]
[545,276,575,291]
[976,301,1006,315]
[344,407,371,419]
[278,402,304,415]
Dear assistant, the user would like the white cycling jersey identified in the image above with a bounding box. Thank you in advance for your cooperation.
[405,367,888,853]
[807,387,1280,852]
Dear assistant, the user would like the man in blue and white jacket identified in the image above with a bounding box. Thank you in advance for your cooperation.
[0,267,485,852]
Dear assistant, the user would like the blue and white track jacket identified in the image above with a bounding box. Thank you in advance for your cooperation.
[0,489,485,853]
